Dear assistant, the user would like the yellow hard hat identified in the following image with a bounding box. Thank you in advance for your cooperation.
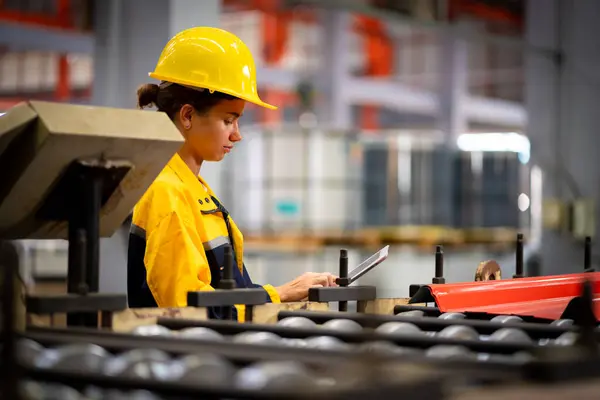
[149,27,277,110]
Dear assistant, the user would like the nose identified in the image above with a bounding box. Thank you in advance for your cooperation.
[230,122,242,142]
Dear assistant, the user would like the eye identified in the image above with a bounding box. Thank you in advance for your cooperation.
[224,118,235,125]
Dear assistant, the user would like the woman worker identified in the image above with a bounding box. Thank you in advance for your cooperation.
[127,27,337,320]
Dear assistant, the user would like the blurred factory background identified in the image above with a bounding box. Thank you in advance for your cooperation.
[2,0,598,299]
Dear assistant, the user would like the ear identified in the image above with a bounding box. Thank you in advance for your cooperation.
[178,104,195,130]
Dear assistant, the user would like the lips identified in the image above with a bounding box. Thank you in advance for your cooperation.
[223,146,233,153]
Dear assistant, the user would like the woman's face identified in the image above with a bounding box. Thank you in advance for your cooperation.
[178,98,246,163]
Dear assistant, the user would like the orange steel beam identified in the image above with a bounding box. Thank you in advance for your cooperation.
[255,0,290,123]
[56,0,72,28]
[55,55,70,101]
[257,0,288,64]
[356,15,393,131]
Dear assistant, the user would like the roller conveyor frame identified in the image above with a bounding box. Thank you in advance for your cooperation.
[3,243,449,399]
[392,305,558,324]
[6,247,600,396]
[152,316,539,354]
[20,364,444,400]
[24,299,592,356]
[22,324,526,383]
[275,309,595,340]
[16,328,458,399]
[22,316,600,385]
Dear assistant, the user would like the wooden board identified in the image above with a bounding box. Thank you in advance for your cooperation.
[28,307,208,332]
[364,298,417,315]
[110,307,207,332]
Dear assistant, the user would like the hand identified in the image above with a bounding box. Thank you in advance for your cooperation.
[275,272,338,302]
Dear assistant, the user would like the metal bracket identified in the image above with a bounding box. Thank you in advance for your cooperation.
[308,286,376,313]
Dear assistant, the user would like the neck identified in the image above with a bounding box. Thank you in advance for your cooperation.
[177,145,203,176]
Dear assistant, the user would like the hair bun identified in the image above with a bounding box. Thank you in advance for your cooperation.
[137,83,160,109]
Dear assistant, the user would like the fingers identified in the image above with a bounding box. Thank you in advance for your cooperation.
[326,273,338,287]
[302,272,339,287]
[312,275,330,287]
[315,273,338,287]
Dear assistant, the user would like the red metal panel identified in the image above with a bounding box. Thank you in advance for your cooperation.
[0,0,75,30]
[55,55,70,101]
[450,296,600,320]
[426,272,600,320]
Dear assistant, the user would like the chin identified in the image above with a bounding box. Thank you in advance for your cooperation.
[210,154,226,162]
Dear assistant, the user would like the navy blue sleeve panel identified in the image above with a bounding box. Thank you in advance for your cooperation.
[205,243,273,301]
[127,232,158,308]
[242,264,273,303]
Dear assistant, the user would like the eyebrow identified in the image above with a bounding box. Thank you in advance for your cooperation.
[226,112,242,118]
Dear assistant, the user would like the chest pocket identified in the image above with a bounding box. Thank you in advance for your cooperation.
[199,196,246,289]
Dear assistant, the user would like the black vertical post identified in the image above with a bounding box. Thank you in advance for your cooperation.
[338,249,349,312]
[84,174,102,295]
[432,245,445,284]
[66,201,89,327]
[513,233,524,279]
[66,210,83,326]
[584,236,592,272]
[0,241,21,400]
[575,279,598,353]
[221,245,235,320]
[67,169,102,328]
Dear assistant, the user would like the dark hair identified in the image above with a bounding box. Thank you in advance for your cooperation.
[137,83,237,120]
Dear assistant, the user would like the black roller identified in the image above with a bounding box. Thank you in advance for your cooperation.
[103,348,174,381]
[304,336,351,351]
[171,353,235,386]
[131,325,173,337]
[234,361,315,391]
[396,310,425,318]
[16,339,44,367]
[489,328,533,344]
[438,313,466,320]
[233,331,282,346]
[437,325,480,341]
[278,317,318,329]
[35,343,109,374]
[321,319,363,333]
[177,327,224,342]
[375,322,423,336]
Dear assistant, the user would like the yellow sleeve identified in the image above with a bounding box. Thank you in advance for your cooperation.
[262,284,281,303]
[144,211,214,307]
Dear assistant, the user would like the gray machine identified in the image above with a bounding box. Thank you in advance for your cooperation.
[0,100,183,328]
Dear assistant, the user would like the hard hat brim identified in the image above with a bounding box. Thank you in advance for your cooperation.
[148,73,278,111]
